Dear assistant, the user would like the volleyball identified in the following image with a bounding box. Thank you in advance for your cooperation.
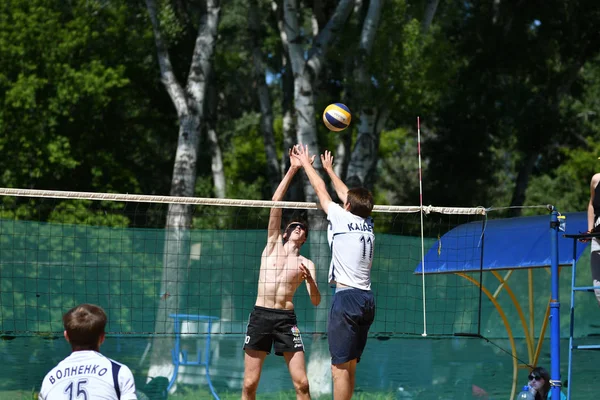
[322,103,351,132]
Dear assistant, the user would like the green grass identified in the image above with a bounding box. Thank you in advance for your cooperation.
[166,387,398,400]
[2,387,400,400]
[0,390,36,400]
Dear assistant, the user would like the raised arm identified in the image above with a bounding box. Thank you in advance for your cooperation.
[299,261,321,306]
[264,150,301,254]
[321,150,349,204]
[292,144,333,214]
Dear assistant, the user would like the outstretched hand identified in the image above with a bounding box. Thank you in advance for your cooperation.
[289,146,315,169]
[299,263,314,282]
[321,150,334,172]
[289,147,302,169]
[291,144,315,167]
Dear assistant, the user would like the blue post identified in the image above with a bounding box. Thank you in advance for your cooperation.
[549,209,561,400]
[331,286,335,400]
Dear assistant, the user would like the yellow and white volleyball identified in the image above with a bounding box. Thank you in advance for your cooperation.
[322,103,351,132]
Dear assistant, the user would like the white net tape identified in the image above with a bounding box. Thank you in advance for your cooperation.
[0,188,486,215]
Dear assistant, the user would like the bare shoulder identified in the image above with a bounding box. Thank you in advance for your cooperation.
[301,256,315,268]
[592,173,600,186]
[262,241,284,258]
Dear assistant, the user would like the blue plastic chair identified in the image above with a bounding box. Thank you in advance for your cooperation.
[168,314,220,399]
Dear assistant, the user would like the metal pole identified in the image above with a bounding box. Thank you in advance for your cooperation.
[549,209,561,400]
[567,235,576,400]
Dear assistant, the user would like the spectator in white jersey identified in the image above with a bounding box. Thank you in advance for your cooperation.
[292,145,376,400]
[242,148,321,400]
[39,304,137,400]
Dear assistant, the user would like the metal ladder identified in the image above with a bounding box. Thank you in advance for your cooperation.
[565,232,600,400]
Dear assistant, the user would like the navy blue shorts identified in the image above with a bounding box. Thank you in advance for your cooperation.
[328,288,375,364]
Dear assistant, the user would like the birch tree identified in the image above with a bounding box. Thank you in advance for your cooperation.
[283,1,353,396]
[144,0,221,381]
[249,0,280,193]
[273,0,302,200]
[346,0,439,189]
[334,0,368,181]
[345,0,385,189]
[205,74,226,198]
[283,0,353,201]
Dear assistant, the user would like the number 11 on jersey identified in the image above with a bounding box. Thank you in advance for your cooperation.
[359,235,373,260]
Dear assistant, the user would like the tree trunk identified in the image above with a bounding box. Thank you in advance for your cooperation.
[284,0,320,205]
[346,0,384,189]
[249,0,280,194]
[508,150,538,217]
[145,0,221,384]
[334,51,358,182]
[422,0,440,33]
[148,115,201,381]
[207,126,225,198]
[334,128,352,182]
[273,0,300,199]
[205,80,226,198]
[283,0,353,202]
[283,2,352,395]
[346,108,389,189]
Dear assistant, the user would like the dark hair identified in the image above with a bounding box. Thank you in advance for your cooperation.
[283,220,309,244]
[63,304,107,351]
[530,366,551,400]
[346,187,374,218]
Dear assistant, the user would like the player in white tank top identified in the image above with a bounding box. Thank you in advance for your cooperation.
[327,202,374,290]
[292,145,376,400]
[38,304,137,400]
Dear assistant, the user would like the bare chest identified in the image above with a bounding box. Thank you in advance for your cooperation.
[261,254,304,282]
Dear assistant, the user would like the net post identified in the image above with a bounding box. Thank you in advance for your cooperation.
[549,207,561,400]
[417,116,427,337]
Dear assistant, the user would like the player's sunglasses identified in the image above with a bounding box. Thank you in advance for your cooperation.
[528,374,542,381]
[287,223,307,232]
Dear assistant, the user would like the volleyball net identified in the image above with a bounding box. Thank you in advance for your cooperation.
[1,188,583,399]
[0,188,487,337]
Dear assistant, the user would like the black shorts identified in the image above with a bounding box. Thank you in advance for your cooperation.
[243,306,304,356]
[328,288,375,364]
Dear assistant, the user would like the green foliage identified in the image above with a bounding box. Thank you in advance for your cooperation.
[47,201,130,227]
[2,0,600,219]
[524,58,600,214]
[376,127,420,206]
[0,0,175,206]
[157,0,185,44]
[525,142,600,214]
[364,0,452,122]
[423,0,600,209]
[0,198,129,227]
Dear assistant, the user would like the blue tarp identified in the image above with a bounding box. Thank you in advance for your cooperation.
[414,212,589,274]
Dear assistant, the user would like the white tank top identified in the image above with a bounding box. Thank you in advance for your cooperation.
[327,203,374,290]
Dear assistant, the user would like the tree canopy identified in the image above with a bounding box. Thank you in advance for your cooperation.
[1,0,600,222]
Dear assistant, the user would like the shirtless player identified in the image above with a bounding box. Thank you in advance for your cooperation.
[242,148,321,400]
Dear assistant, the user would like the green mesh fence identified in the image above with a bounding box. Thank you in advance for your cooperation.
[0,215,597,399]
